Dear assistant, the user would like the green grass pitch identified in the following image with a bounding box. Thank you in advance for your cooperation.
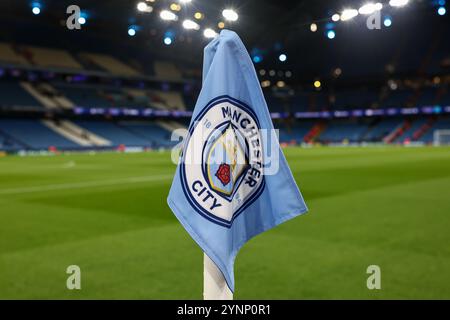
[0,146,449,299]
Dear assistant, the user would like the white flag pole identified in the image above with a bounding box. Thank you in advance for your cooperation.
[203,253,233,300]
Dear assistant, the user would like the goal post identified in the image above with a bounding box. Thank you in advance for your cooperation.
[433,130,450,146]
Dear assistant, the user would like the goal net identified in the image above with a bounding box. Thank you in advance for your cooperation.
[433,130,450,146]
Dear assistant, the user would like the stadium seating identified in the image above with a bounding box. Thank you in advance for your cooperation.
[0,30,449,152]
[0,131,24,151]
[363,118,404,142]
[52,84,187,110]
[277,120,315,143]
[0,42,29,66]
[79,53,140,76]
[420,117,450,143]
[318,120,370,143]
[74,120,151,147]
[55,85,115,108]
[118,121,177,148]
[0,119,79,149]
[0,81,43,107]
[148,90,186,110]
[25,46,83,70]
[154,61,183,81]
[394,118,428,143]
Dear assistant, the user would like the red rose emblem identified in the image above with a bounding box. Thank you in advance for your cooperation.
[215,163,231,186]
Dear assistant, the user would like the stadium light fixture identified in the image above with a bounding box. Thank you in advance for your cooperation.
[276,81,286,88]
[358,3,383,15]
[331,14,340,22]
[438,6,446,15]
[137,2,153,13]
[160,10,178,21]
[218,21,225,29]
[194,12,203,20]
[341,9,358,21]
[389,0,409,7]
[279,54,287,62]
[383,16,392,27]
[252,55,262,63]
[31,1,41,15]
[137,2,147,11]
[182,19,200,30]
[203,28,217,38]
[128,27,137,36]
[387,79,398,90]
[327,30,336,39]
[222,9,238,22]
[170,3,181,11]
[261,80,271,88]
[163,37,173,45]
[310,23,318,32]
[32,6,41,15]
[314,80,321,88]
[333,68,342,78]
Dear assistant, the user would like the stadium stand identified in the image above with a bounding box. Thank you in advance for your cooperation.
[0,119,79,149]
[73,120,151,147]
[55,84,115,108]
[79,53,140,76]
[19,82,71,109]
[118,121,179,148]
[0,130,25,151]
[420,117,450,143]
[0,42,29,66]
[394,118,428,143]
[147,90,186,110]
[318,120,370,143]
[363,118,404,142]
[25,46,83,70]
[52,84,187,109]
[277,120,315,143]
[41,119,112,147]
[154,61,183,81]
[0,81,43,107]
[0,3,448,153]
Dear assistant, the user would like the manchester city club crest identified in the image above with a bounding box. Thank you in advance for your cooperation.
[181,96,265,228]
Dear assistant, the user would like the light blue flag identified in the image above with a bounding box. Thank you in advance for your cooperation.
[167,30,307,292]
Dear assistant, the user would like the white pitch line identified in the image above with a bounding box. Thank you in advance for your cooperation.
[0,174,173,196]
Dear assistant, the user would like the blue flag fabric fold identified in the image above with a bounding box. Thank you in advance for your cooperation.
[167,30,307,292]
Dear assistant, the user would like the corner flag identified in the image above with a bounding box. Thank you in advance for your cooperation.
[167,30,307,293]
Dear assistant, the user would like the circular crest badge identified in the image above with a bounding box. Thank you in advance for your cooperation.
[181,96,265,228]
